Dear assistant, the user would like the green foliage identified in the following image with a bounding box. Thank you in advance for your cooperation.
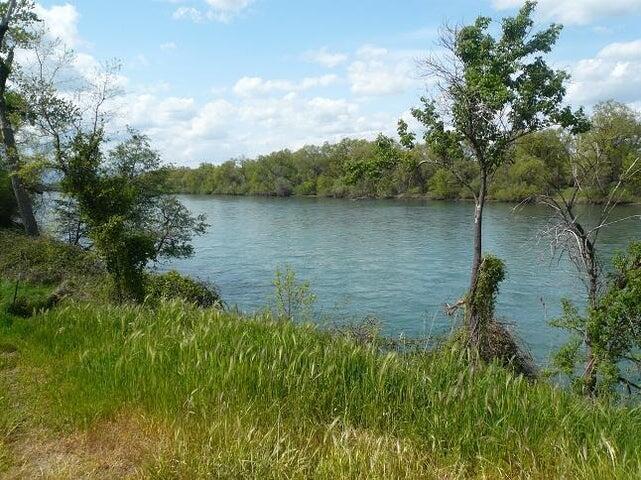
[551,243,641,397]
[146,270,222,308]
[406,2,586,186]
[428,168,460,199]
[0,230,103,286]
[61,129,207,302]
[575,101,641,201]
[167,138,431,200]
[165,99,641,204]
[92,215,157,302]
[271,266,316,321]
[3,302,641,477]
[0,1,40,53]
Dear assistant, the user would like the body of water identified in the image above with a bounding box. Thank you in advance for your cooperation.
[161,195,640,361]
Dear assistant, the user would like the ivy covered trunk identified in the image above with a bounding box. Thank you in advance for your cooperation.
[467,173,487,348]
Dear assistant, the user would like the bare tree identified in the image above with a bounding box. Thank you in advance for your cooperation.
[531,124,641,394]
[18,37,122,173]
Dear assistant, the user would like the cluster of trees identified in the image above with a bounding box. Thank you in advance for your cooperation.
[0,0,206,301]
[167,101,641,204]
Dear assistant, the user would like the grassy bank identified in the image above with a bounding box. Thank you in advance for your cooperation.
[1,299,641,478]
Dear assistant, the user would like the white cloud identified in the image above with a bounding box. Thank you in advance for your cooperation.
[34,3,81,47]
[347,45,417,96]
[114,88,393,165]
[26,6,415,165]
[173,7,204,22]
[597,39,641,60]
[160,42,178,52]
[205,0,253,10]
[172,0,255,23]
[232,74,338,98]
[567,39,641,105]
[492,0,641,25]
[303,47,348,68]
[113,42,423,163]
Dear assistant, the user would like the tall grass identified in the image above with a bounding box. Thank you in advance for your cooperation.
[3,301,641,478]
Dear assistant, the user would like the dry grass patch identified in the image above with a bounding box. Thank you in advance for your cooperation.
[3,411,170,480]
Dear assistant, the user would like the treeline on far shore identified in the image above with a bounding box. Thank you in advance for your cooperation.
[167,101,641,203]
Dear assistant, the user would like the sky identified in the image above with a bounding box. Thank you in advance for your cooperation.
[33,0,641,166]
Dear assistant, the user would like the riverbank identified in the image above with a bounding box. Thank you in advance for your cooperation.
[169,189,641,205]
[1,232,641,478]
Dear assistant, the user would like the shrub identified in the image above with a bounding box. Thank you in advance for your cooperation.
[146,270,222,308]
[0,231,104,285]
[271,266,316,321]
[428,168,460,199]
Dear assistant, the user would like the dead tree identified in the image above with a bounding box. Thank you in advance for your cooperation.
[533,143,640,394]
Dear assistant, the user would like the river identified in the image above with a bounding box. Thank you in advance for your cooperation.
[150,195,639,361]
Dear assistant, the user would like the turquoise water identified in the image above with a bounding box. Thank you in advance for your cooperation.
[163,195,640,361]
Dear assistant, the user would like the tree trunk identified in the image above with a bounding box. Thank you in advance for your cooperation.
[583,242,599,396]
[0,1,39,237]
[0,100,39,236]
[467,172,487,347]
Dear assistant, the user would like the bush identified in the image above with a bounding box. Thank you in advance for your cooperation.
[428,168,460,199]
[271,266,316,321]
[146,270,222,308]
[0,231,104,285]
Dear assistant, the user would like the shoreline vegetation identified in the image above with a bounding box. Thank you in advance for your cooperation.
[2,230,641,479]
[172,189,641,206]
[166,101,641,206]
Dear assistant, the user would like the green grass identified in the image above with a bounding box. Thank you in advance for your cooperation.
[2,301,641,478]
[0,279,54,325]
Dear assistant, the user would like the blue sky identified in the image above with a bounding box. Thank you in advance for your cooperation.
[35,0,641,166]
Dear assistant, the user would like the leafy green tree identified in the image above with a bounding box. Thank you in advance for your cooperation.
[0,0,40,235]
[574,101,641,201]
[62,130,207,302]
[349,2,588,355]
